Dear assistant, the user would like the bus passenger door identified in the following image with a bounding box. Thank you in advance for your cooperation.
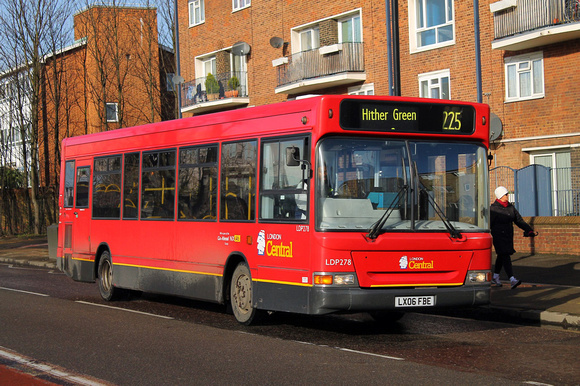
[63,161,92,262]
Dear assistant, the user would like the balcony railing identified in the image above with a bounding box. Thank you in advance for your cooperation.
[493,0,580,39]
[276,42,365,88]
[180,71,247,109]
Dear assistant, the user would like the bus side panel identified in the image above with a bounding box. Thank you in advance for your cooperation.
[114,264,224,303]
[254,281,311,313]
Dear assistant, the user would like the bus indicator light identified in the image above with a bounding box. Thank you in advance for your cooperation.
[314,275,333,285]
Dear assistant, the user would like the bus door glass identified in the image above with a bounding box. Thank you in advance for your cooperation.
[71,161,92,257]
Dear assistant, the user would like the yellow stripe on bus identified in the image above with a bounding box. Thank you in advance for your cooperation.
[253,278,312,287]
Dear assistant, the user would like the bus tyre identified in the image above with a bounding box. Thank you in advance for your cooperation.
[98,251,118,301]
[230,262,260,325]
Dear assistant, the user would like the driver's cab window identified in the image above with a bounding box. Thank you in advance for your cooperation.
[260,136,309,221]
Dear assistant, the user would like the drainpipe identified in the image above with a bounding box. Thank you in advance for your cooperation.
[385,0,394,96]
[174,0,183,118]
[392,0,400,96]
[474,0,483,103]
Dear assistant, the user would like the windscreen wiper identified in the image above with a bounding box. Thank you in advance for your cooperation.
[367,185,408,240]
[417,184,463,239]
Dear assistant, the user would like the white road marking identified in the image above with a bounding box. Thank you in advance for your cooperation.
[75,301,174,319]
[0,287,49,297]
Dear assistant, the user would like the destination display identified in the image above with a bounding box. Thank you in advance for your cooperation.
[339,99,476,135]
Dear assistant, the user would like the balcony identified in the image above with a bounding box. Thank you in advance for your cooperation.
[274,42,366,95]
[491,0,580,50]
[180,72,249,114]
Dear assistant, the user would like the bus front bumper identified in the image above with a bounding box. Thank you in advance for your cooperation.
[308,285,490,315]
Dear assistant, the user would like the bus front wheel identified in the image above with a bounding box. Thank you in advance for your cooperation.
[230,262,261,325]
[98,251,118,301]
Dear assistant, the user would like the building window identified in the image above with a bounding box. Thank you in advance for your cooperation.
[166,73,175,92]
[419,69,450,99]
[531,150,575,216]
[505,52,544,102]
[300,28,320,52]
[188,0,205,26]
[348,83,374,95]
[106,103,118,122]
[233,0,250,12]
[339,14,362,43]
[410,0,454,52]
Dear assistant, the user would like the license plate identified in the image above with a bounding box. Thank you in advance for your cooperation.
[395,296,435,307]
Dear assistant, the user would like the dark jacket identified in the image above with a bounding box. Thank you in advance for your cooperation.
[490,200,534,255]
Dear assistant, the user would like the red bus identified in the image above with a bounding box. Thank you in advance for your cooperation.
[57,95,492,324]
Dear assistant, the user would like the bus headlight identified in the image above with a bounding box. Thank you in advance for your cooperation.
[466,271,491,285]
[314,273,355,286]
[334,274,355,285]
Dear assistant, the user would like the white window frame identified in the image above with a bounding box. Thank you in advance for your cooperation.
[195,49,247,91]
[408,0,455,53]
[106,102,119,123]
[418,69,451,99]
[338,14,362,43]
[299,27,320,52]
[290,9,362,55]
[232,0,250,12]
[348,83,374,95]
[504,52,544,103]
[188,0,205,27]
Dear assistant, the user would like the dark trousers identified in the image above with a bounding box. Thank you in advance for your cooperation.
[494,254,514,278]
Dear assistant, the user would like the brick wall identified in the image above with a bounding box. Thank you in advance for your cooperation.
[513,216,580,255]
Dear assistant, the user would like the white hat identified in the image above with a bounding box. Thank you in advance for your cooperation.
[495,186,509,200]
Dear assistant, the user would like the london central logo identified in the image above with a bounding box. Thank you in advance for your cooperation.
[399,255,434,270]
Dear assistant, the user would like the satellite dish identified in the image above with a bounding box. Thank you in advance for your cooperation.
[270,37,284,49]
[172,75,184,85]
[232,41,251,56]
[489,112,503,141]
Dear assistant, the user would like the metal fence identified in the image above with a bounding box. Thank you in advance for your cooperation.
[490,165,580,216]
[276,42,365,87]
[493,0,580,39]
[180,71,247,109]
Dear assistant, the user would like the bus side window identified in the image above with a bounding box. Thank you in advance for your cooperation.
[75,166,90,208]
[123,153,140,219]
[221,141,257,221]
[64,161,75,208]
[93,156,121,218]
[178,145,218,220]
[141,150,176,220]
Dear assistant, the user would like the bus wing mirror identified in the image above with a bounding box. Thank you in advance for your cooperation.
[286,146,301,167]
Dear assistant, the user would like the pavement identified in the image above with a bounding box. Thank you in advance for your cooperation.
[1,235,579,330]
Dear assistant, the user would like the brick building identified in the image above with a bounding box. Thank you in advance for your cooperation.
[177,0,579,215]
[37,5,176,187]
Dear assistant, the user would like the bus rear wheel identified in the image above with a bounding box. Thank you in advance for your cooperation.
[98,251,118,301]
[230,262,261,325]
